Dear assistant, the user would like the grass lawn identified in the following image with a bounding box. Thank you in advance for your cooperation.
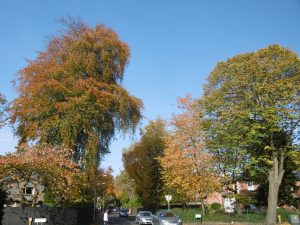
[170,207,300,224]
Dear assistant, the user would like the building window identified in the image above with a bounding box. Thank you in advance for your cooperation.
[22,187,33,195]
[247,182,255,191]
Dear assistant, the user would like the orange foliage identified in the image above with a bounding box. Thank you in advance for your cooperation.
[158,95,220,201]
[9,18,143,168]
[0,145,83,206]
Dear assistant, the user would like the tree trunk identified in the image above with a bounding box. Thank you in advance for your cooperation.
[200,199,205,216]
[265,153,285,225]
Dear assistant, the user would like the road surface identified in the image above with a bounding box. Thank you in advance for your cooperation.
[97,212,136,225]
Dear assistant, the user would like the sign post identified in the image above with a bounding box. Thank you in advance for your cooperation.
[165,195,172,211]
[34,218,47,225]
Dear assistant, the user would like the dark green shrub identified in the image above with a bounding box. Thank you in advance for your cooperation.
[210,203,222,210]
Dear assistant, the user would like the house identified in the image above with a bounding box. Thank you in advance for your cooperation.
[5,182,44,207]
[204,181,258,208]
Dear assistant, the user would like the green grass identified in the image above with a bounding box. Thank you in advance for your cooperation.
[170,207,300,224]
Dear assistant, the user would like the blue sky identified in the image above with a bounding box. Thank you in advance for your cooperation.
[0,0,300,175]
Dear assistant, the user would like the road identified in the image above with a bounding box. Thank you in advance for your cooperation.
[97,212,136,225]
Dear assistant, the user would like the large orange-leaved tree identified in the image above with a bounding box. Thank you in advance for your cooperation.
[9,18,143,172]
[158,95,220,214]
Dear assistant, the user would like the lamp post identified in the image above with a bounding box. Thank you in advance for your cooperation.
[93,174,107,222]
[165,195,172,211]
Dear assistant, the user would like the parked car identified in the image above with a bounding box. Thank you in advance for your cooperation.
[152,211,182,225]
[135,211,153,224]
[119,208,129,217]
[113,207,120,212]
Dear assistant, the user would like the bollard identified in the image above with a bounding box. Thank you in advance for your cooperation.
[28,217,32,225]
[278,215,281,224]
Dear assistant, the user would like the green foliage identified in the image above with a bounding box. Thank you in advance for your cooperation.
[210,202,222,210]
[173,207,300,223]
[202,45,300,158]
[123,119,167,210]
[171,207,266,223]
[122,197,141,208]
[244,154,299,207]
[115,170,139,207]
[200,45,300,224]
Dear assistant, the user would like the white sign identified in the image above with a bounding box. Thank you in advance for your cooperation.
[34,218,47,223]
[224,197,235,213]
[165,195,172,202]
[195,214,201,218]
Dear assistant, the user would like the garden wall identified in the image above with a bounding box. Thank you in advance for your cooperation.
[0,207,93,225]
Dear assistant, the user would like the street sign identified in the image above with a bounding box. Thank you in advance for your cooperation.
[165,195,172,211]
[195,214,201,218]
[34,218,47,223]
[165,195,172,202]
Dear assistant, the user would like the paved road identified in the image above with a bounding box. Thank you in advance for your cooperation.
[97,212,136,225]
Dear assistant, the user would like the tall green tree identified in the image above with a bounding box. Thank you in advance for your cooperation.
[201,45,300,225]
[9,18,143,170]
[115,170,140,207]
[123,119,167,210]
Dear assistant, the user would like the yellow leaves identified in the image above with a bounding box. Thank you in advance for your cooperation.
[158,96,220,200]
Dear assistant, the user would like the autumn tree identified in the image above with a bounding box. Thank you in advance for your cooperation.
[9,18,143,172]
[123,119,167,210]
[0,145,82,206]
[158,95,220,214]
[201,45,300,225]
[101,167,116,204]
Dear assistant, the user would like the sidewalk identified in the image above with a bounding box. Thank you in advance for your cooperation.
[91,213,103,225]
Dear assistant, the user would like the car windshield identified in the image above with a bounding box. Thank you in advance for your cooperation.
[141,212,152,216]
[161,212,175,217]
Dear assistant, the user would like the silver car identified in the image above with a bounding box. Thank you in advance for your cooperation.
[119,208,129,217]
[135,211,153,224]
[152,211,182,225]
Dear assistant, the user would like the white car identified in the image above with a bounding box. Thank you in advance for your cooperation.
[135,211,153,224]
